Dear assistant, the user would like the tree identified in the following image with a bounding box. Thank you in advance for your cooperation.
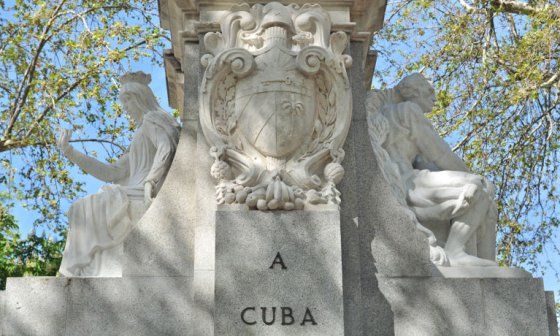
[375,0,559,274]
[0,0,165,240]
[0,206,63,289]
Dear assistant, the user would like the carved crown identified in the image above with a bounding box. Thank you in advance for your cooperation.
[119,71,152,85]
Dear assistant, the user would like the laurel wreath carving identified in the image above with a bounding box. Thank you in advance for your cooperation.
[306,72,336,155]
[214,72,237,137]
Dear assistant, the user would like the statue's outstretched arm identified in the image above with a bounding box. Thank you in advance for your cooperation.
[65,147,129,183]
[57,129,129,183]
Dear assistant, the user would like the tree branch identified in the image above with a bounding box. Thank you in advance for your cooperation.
[0,81,10,94]
[4,0,68,139]
[23,75,89,139]
[458,0,484,13]
[0,138,126,153]
[539,70,560,88]
[69,138,126,152]
[489,0,560,17]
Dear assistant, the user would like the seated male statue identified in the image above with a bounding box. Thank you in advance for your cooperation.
[57,71,180,276]
[367,73,497,267]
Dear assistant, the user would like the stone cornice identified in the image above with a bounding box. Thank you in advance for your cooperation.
[159,0,387,114]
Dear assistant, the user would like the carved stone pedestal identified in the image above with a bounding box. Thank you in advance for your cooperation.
[214,209,344,335]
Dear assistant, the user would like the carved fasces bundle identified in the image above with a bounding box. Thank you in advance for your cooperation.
[200,2,352,211]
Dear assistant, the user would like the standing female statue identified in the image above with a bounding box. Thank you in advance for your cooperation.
[56,71,180,277]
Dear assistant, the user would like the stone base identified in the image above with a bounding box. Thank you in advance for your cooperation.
[214,210,344,335]
[1,276,193,336]
[1,250,557,336]
[373,276,555,336]
[432,265,532,278]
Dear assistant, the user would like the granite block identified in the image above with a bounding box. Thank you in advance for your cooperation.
[193,124,218,336]
[481,278,549,336]
[372,276,553,336]
[123,127,195,277]
[3,277,70,336]
[377,277,484,336]
[546,291,559,336]
[65,276,193,336]
[214,210,344,336]
[193,270,215,336]
[182,41,200,122]
[432,265,531,278]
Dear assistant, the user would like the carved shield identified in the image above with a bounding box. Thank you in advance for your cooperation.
[235,70,316,158]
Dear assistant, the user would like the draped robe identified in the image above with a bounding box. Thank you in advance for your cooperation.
[59,111,179,276]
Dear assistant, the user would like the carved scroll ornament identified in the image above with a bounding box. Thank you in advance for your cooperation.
[200,2,352,211]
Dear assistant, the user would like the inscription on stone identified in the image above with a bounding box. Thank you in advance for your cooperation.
[240,252,318,326]
[269,252,287,270]
[241,307,317,326]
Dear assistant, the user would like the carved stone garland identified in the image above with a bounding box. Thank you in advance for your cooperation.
[200,2,352,211]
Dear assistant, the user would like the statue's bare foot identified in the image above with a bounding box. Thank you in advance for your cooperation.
[447,251,497,267]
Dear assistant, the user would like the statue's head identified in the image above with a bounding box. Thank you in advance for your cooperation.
[395,73,435,113]
[118,71,161,124]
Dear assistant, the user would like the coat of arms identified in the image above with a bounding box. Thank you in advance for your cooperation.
[200,2,352,211]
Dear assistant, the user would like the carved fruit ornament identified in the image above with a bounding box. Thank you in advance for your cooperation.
[200,2,352,211]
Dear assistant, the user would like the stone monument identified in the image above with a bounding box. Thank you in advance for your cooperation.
[0,1,558,335]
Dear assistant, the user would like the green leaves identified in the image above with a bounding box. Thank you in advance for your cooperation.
[0,208,64,289]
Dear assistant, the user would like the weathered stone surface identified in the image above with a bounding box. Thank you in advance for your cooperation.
[182,41,200,122]
[123,127,195,277]
[546,291,559,336]
[374,276,552,336]
[3,276,193,336]
[214,210,344,335]
[481,278,549,336]
[193,123,218,336]
[66,276,193,336]
[3,277,69,336]
[378,277,484,336]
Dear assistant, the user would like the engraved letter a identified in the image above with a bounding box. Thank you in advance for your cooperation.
[269,252,287,270]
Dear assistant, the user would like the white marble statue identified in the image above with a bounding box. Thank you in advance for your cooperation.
[57,71,180,277]
[367,73,497,267]
[200,3,352,211]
